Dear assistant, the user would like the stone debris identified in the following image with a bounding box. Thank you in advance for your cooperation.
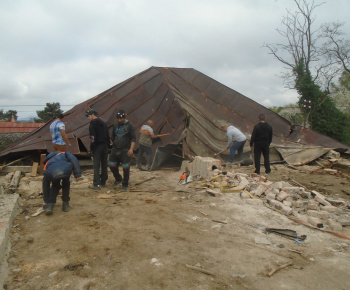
[187,158,350,233]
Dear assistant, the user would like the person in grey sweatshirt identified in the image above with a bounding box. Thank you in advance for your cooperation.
[221,124,247,163]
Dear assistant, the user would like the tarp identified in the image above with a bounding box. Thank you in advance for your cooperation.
[1,67,349,167]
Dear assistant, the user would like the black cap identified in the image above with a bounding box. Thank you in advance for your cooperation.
[85,110,98,117]
[116,110,125,118]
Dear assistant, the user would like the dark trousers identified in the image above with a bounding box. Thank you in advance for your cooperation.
[92,144,108,186]
[136,144,152,166]
[253,142,271,174]
[43,175,70,204]
[109,148,130,187]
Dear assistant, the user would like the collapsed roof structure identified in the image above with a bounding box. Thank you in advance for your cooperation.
[1,67,349,168]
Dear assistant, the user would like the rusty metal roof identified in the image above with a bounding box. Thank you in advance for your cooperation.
[0,67,349,165]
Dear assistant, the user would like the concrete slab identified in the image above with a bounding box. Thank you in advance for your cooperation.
[0,193,20,288]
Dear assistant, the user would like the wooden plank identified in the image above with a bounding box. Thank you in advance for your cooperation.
[31,162,38,177]
[0,166,32,173]
[0,156,29,171]
[39,154,46,175]
[9,170,22,188]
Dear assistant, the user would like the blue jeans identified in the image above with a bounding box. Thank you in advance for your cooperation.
[229,140,246,163]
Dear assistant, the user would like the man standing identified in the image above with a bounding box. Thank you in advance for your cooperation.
[136,120,158,171]
[50,114,71,152]
[109,110,136,191]
[86,110,110,190]
[221,124,247,163]
[42,151,81,215]
[250,114,273,174]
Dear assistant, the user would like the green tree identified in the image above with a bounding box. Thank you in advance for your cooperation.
[0,109,18,121]
[294,60,350,144]
[35,102,63,123]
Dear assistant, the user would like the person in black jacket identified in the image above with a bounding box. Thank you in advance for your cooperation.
[86,110,110,190]
[43,151,81,215]
[109,110,136,191]
[250,114,273,174]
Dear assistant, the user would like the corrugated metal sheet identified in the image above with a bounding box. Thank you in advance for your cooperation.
[0,122,45,133]
[0,67,349,166]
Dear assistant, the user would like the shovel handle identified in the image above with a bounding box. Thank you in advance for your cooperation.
[214,148,227,156]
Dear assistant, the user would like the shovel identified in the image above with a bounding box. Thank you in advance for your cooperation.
[213,148,227,157]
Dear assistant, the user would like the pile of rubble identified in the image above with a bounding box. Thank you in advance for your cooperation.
[182,156,350,234]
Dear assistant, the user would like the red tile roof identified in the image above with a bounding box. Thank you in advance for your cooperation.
[0,122,45,133]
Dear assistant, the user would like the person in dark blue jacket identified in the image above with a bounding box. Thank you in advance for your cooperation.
[42,151,81,215]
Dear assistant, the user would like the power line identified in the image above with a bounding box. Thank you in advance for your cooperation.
[1,105,73,107]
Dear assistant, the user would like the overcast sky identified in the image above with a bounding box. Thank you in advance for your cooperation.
[1,0,349,120]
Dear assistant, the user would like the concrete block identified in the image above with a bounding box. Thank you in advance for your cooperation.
[283,187,301,194]
[251,184,268,197]
[266,191,276,201]
[260,181,273,187]
[315,196,331,206]
[325,198,346,207]
[335,216,350,227]
[307,216,324,228]
[311,190,326,199]
[190,156,222,179]
[300,191,311,199]
[270,182,283,190]
[320,205,338,213]
[292,200,308,208]
[276,190,289,201]
[281,181,293,188]
[268,199,283,210]
[234,177,249,191]
[306,210,330,219]
[326,219,342,232]
[281,205,293,215]
[308,200,319,210]
[240,191,251,199]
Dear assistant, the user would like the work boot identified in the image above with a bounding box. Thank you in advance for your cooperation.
[112,180,122,188]
[121,186,128,192]
[136,163,142,170]
[140,165,150,171]
[45,203,54,216]
[62,201,70,212]
[88,185,101,190]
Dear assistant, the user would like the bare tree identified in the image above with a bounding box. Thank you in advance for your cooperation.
[263,0,325,89]
[320,22,350,74]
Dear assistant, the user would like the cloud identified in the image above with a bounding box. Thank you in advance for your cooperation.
[0,0,349,119]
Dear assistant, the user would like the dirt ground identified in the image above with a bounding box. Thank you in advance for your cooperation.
[3,161,350,290]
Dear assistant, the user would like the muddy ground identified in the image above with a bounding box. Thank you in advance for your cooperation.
[3,160,350,290]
